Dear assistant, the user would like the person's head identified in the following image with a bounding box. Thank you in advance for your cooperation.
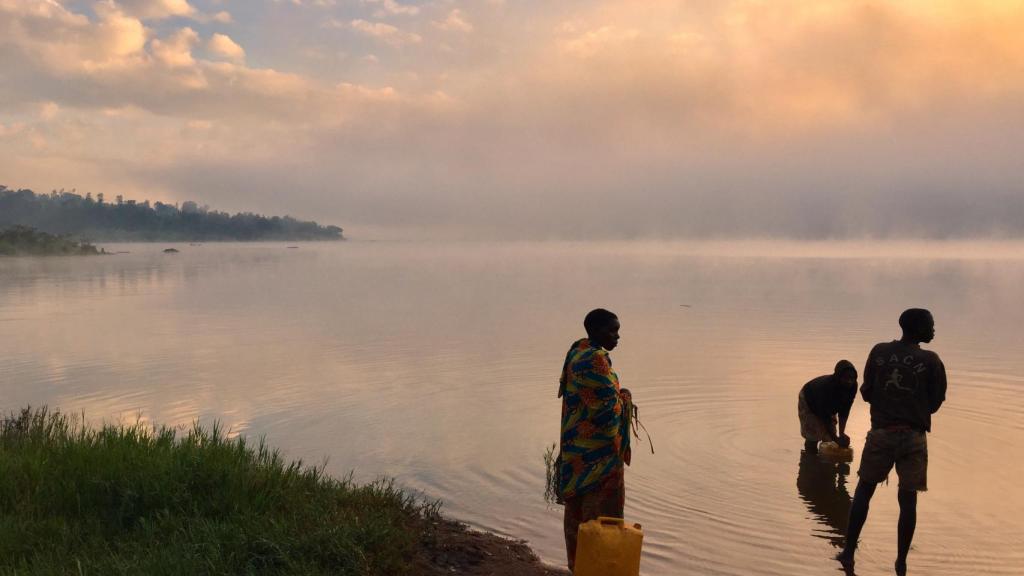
[834,359,858,387]
[584,308,620,350]
[899,308,935,343]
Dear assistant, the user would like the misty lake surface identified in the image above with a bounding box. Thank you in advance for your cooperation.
[2,240,1023,575]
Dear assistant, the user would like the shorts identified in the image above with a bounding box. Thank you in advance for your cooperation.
[857,428,928,492]
[798,390,837,442]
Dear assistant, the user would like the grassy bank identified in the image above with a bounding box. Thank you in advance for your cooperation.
[0,407,434,575]
[0,226,103,256]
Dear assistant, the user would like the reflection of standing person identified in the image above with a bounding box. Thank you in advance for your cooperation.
[797,449,852,548]
[798,360,858,452]
[556,308,632,572]
[838,309,947,575]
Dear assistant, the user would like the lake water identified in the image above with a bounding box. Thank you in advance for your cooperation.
[2,240,1022,575]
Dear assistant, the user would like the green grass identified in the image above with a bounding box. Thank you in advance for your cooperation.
[0,407,437,575]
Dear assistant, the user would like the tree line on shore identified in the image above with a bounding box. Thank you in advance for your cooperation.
[0,226,103,256]
[0,185,344,241]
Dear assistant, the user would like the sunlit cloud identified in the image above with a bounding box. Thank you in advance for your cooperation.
[348,19,423,45]
[434,9,472,33]
[115,0,196,20]
[151,27,199,68]
[363,0,419,17]
[206,10,233,23]
[207,33,245,62]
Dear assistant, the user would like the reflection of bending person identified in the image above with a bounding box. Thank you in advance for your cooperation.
[798,360,858,452]
[797,449,852,548]
[838,309,947,576]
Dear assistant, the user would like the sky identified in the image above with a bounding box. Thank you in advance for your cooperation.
[2,0,1024,239]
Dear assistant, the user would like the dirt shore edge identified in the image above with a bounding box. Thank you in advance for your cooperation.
[413,517,570,575]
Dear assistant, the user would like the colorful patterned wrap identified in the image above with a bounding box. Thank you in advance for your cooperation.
[557,338,630,500]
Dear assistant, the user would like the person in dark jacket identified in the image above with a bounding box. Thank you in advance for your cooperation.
[798,360,858,452]
[837,308,947,576]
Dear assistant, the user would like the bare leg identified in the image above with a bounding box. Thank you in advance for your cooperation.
[838,480,877,568]
[563,498,580,571]
[895,489,917,575]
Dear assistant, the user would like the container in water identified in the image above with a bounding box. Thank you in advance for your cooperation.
[819,441,854,462]
[574,516,643,576]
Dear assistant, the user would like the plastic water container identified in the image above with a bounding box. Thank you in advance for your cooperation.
[574,516,644,576]
[819,441,854,462]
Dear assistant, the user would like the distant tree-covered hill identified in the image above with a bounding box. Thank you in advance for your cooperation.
[0,186,343,241]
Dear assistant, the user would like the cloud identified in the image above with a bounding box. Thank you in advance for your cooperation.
[38,101,60,120]
[536,0,1024,135]
[0,2,441,129]
[208,33,245,62]
[0,122,27,138]
[434,9,472,33]
[272,0,336,6]
[115,0,196,20]
[151,27,199,68]
[207,10,232,23]
[348,19,422,45]
[363,0,419,17]
[558,25,638,57]
[0,1,147,73]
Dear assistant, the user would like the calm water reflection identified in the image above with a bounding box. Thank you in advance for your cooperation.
[2,241,1023,575]
[796,450,851,549]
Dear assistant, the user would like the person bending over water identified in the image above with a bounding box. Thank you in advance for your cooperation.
[798,360,858,453]
[556,308,633,572]
[838,309,947,575]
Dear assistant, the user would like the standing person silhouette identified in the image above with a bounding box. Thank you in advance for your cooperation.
[838,309,947,575]
[556,308,632,572]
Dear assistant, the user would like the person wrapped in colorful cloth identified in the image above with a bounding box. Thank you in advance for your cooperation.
[555,308,633,572]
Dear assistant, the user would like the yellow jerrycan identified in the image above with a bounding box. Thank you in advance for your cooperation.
[574,516,643,576]
[818,441,854,462]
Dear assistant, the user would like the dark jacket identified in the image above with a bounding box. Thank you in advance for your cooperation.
[861,340,947,432]
[801,371,857,425]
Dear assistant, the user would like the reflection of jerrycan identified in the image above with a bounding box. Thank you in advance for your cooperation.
[819,441,854,462]
[575,516,643,576]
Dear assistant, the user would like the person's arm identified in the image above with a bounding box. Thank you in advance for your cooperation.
[929,358,947,414]
[825,418,839,442]
[617,388,633,465]
[861,349,877,404]
[837,385,856,446]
